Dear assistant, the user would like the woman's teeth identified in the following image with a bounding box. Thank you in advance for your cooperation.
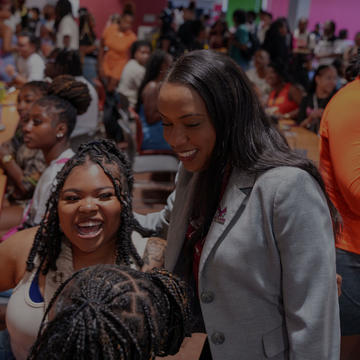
[178,150,197,157]
[76,221,103,236]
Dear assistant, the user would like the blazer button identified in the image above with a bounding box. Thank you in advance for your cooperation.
[211,331,225,345]
[200,291,214,303]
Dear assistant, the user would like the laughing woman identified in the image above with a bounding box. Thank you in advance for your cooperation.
[0,139,157,360]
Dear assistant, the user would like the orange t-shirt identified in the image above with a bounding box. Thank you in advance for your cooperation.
[267,83,299,115]
[319,78,360,254]
[102,23,137,80]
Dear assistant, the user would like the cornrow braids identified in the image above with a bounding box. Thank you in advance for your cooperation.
[26,139,158,274]
[35,75,91,137]
[28,264,191,360]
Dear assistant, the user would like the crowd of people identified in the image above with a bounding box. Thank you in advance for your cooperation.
[0,0,358,359]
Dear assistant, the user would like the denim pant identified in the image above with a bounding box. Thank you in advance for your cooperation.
[336,248,360,335]
[0,330,14,360]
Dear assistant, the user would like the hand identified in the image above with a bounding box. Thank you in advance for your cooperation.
[310,108,324,119]
[336,273,342,297]
[0,144,11,158]
[5,64,16,78]
[141,237,167,272]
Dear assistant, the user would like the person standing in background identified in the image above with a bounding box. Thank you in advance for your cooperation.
[319,55,360,360]
[229,9,250,71]
[117,40,151,109]
[99,11,136,92]
[54,0,79,50]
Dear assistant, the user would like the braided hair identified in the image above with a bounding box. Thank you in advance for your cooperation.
[28,264,191,360]
[21,81,50,97]
[35,75,91,137]
[26,139,157,274]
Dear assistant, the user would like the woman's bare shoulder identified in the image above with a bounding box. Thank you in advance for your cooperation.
[0,226,39,290]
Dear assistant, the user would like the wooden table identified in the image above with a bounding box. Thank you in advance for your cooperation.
[0,89,19,145]
[278,120,320,166]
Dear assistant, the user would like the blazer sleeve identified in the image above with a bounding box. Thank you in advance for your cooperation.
[273,170,340,359]
[134,188,174,238]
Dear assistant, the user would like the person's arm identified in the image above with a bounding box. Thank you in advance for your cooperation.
[296,96,308,125]
[0,145,28,195]
[141,237,167,272]
[273,170,340,358]
[1,25,16,54]
[299,108,324,128]
[104,31,136,53]
[325,94,360,215]
[142,81,162,125]
[0,227,37,292]
[97,37,106,81]
[5,64,27,87]
[283,85,304,119]
[79,44,97,57]
[229,27,249,51]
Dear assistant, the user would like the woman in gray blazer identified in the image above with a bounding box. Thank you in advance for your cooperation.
[138,50,340,359]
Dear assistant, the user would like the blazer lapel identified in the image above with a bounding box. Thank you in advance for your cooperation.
[199,169,255,276]
[165,168,200,271]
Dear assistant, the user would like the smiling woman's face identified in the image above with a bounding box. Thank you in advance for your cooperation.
[58,161,122,255]
[157,82,216,173]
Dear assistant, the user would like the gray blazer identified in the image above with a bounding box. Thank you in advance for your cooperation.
[136,166,340,359]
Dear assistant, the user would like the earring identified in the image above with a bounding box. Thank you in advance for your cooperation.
[56,133,64,139]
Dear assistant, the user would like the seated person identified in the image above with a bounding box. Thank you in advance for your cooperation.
[136,50,172,151]
[0,75,91,236]
[117,40,151,108]
[265,62,304,119]
[6,32,45,87]
[0,81,47,202]
[0,139,162,359]
[44,49,99,143]
[297,64,337,133]
[28,264,191,360]
[245,49,271,106]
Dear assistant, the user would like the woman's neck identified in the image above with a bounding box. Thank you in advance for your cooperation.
[42,140,70,165]
[71,240,117,271]
[316,87,331,99]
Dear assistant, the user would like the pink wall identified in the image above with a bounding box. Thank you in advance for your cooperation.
[308,0,360,40]
[265,0,289,19]
[80,0,166,38]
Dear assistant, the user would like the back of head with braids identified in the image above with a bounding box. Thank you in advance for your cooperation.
[35,75,91,137]
[28,264,192,360]
[26,139,158,274]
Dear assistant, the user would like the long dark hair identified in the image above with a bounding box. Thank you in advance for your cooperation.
[164,50,339,260]
[28,265,191,360]
[26,139,157,275]
[309,64,335,94]
[54,0,72,30]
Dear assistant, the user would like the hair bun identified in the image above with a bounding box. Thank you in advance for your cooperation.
[49,75,91,115]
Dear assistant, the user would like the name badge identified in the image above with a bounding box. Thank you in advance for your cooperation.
[214,206,227,225]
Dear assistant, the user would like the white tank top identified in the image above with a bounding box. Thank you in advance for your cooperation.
[5,232,148,360]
